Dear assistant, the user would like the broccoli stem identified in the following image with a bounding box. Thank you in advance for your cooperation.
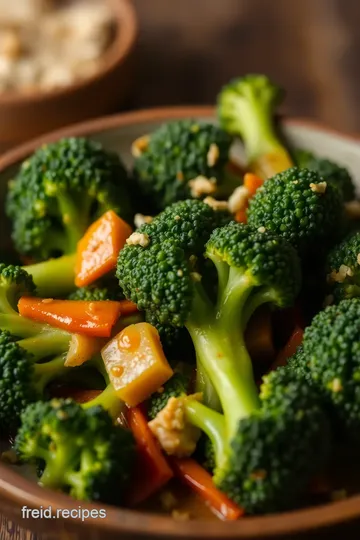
[39,440,77,489]
[34,356,69,392]
[25,253,76,297]
[185,400,227,468]
[57,193,92,252]
[82,384,124,420]
[195,358,222,412]
[241,289,278,328]
[0,313,46,337]
[19,330,71,360]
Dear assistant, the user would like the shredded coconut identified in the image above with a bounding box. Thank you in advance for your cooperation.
[203,196,229,211]
[207,143,220,167]
[188,176,217,198]
[309,181,327,194]
[228,185,249,213]
[126,231,150,247]
[131,135,150,158]
[134,213,153,228]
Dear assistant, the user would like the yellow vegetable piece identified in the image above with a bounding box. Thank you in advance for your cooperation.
[65,334,106,367]
[101,322,173,407]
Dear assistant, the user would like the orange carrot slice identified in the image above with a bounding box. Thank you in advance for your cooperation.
[243,172,263,196]
[18,297,122,338]
[127,406,174,505]
[75,210,132,287]
[170,458,244,521]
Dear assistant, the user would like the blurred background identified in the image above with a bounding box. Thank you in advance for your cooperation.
[1,0,360,149]
[131,0,360,133]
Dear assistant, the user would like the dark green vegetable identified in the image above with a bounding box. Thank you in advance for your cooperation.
[15,398,134,504]
[247,167,345,257]
[326,231,360,302]
[117,208,327,513]
[6,137,131,261]
[294,148,355,202]
[133,120,240,211]
[288,298,360,441]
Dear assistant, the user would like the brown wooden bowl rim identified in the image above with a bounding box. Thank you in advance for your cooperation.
[0,0,138,105]
[1,106,360,537]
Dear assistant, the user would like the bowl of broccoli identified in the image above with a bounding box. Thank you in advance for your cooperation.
[1,75,360,539]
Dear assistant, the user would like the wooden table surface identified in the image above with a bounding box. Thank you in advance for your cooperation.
[2,0,360,538]
[131,0,360,135]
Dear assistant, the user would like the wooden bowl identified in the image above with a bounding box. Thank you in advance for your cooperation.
[1,107,360,539]
[0,0,138,149]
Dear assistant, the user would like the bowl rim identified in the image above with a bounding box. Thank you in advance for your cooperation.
[1,105,360,538]
[0,0,138,105]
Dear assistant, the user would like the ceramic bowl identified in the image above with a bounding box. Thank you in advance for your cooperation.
[0,0,137,149]
[1,107,360,540]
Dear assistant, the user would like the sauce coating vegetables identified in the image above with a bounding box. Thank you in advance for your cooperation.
[102,323,174,406]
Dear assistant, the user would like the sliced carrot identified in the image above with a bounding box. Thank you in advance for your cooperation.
[117,299,138,316]
[270,326,304,370]
[101,323,173,406]
[75,210,132,288]
[235,207,248,223]
[243,172,263,196]
[18,297,122,338]
[170,458,244,521]
[127,406,174,506]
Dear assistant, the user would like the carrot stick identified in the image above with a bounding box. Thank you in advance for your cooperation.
[170,458,244,521]
[127,406,173,505]
[75,210,132,288]
[18,297,122,338]
[270,326,304,370]
[235,208,248,223]
[116,299,138,316]
[243,172,263,196]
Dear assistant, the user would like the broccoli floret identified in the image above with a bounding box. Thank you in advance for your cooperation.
[68,280,125,302]
[0,331,70,431]
[133,120,240,211]
[6,137,131,261]
[326,231,360,302]
[247,167,345,257]
[294,148,355,202]
[217,74,293,178]
[148,371,191,420]
[15,398,135,504]
[288,299,360,441]
[118,211,327,513]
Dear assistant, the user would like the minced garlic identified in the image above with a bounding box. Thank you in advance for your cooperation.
[188,176,217,198]
[126,232,150,248]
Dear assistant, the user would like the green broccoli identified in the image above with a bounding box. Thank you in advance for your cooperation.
[288,298,360,441]
[6,137,131,261]
[0,331,71,431]
[294,148,355,202]
[247,167,345,257]
[217,74,293,178]
[325,231,360,302]
[133,120,241,212]
[68,279,125,302]
[15,398,134,504]
[118,213,328,513]
[148,371,191,420]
